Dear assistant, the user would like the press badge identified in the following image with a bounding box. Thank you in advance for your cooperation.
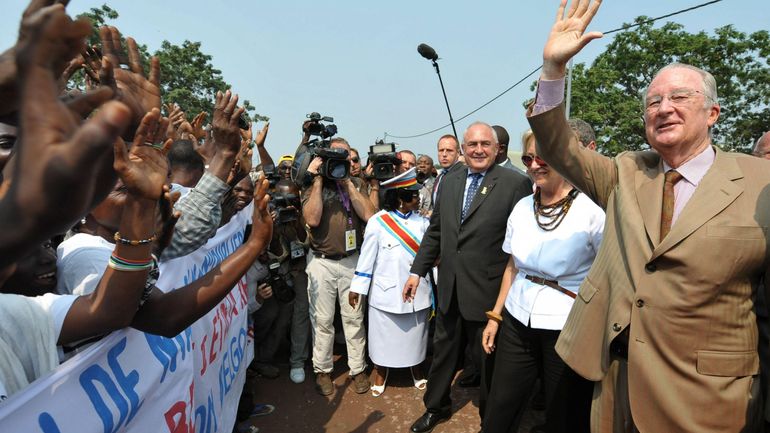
[290,240,305,259]
[345,229,357,252]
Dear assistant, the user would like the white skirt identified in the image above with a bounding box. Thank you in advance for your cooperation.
[367,305,429,368]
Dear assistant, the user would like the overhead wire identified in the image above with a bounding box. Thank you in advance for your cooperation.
[385,0,725,140]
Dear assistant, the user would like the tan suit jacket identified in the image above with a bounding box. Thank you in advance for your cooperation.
[529,105,770,432]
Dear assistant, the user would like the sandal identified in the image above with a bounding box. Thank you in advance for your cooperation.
[370,369,389,397]
[411,367,427,390]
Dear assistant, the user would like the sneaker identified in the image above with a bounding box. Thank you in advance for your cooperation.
[351,372,370,394]
[290,367,306,384]
[249,403,275,417]
[315,372,334,396]
[253,363,279,379]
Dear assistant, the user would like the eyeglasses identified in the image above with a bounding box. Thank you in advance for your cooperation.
[521,154,547,168]
[645,88,711,113]
[351,157,360,163]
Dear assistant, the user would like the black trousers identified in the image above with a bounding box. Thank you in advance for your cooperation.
[482,310,591,433]
[423,291,493,418]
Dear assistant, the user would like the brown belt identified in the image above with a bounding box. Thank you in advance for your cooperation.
[524,274,577,299]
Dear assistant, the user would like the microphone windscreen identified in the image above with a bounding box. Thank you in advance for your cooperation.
[417,43,438,61]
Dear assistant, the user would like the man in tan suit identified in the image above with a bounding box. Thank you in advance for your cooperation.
[527,1,770,431]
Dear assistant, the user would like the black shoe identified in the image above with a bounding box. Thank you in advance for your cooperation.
[457,374,480,388]
[410,411,450,433]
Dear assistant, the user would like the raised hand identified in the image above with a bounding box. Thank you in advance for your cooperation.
[248,175,274,249]
[254,122,270,148]
[226,141,253,186]
[211,90,245,154]
[99,26,161,133]
[1,4,130,266]
[542,0,603,79]
[113,108,171,200]
[164,102,187,140]
[239,120,253,146]
[58,55,84,91]
[78,45,103,90]
[190,112,208,140]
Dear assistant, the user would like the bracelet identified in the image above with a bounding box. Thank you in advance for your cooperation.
[485,310,503,323]
[108,253,153,272]
[114,231,157,246]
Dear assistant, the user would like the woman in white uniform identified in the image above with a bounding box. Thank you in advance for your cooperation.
[349,168,432,397]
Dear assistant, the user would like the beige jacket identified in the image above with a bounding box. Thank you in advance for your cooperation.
[529,105,770,432]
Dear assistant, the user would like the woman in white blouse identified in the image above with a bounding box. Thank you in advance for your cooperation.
[349,168,432,397]
[480,130,604,433]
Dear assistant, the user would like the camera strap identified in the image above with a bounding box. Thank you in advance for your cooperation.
[335,182,354,228]
[336,182,357,252]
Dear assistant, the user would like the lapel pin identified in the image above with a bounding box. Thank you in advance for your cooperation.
[481,186,488,195]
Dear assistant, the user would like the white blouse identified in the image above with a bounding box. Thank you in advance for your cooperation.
[502,192,605,330]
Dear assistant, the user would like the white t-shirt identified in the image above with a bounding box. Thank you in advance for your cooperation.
[502,192,605,330]
[56,233,114,296]
[0,293,76,403]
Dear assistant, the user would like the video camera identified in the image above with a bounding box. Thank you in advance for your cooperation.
[259,260,295,304]
[367,140,400,181]
[304,112,338,139]
[269,190,300,224]
[262,164,281,188]
[291,112,350,186]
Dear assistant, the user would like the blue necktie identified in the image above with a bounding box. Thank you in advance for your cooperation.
[462,173,482,221]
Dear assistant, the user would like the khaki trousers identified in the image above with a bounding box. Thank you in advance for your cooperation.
[306,253,367,375]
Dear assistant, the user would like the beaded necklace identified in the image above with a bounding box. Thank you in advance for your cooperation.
[533,187,579,231]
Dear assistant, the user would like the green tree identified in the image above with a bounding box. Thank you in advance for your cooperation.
[154,40,266,121]
[564,18,770,155]
[71,4,267,122]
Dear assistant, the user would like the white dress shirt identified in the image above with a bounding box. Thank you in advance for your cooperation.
[502,192,605,330]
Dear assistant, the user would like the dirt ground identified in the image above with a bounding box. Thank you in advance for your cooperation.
[243,350,544,433]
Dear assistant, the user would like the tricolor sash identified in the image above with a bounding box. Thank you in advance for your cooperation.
[377,213,420,257]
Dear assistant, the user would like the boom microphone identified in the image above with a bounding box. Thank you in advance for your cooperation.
[416,42,457,138]
[417,43,438,61]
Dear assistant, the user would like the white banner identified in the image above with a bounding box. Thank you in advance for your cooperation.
[0,202,255,433]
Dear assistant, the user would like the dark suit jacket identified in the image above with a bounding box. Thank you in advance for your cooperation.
[411,164,532,321]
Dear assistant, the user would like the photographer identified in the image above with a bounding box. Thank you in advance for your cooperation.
[302,137,374,396]
[264,178,311,384]
[362,145,418,210]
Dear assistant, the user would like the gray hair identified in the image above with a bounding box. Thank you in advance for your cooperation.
[463,121,499,144]
[329,137,350,148]
[567,118,596,145]
[641,62,719,109]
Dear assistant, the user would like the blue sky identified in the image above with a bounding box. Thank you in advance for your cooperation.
[1,0,763,163]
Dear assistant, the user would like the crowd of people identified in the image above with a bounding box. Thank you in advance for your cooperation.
[3,0,770,433]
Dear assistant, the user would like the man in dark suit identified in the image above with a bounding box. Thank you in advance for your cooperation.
[403,122,532,432]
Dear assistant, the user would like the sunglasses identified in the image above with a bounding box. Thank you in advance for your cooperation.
[351,157,360,163]
[521,155,548,168]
